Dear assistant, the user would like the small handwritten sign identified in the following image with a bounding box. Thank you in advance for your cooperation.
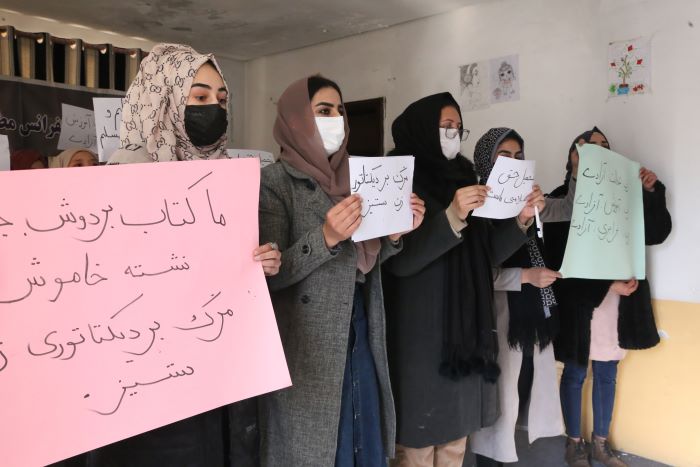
[473,156,536,219]
[0,159,291,467]
[57,103,97,152]
[93,98,124,162]
[349,155,414,242]
[226,149,275,168]
[559,144,645,279]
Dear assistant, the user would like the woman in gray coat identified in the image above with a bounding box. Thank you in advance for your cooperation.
[258,76,425,467]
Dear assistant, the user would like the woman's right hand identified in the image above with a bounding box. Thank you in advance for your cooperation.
[322,194,363,249]
[450,185,490,220]
[610,279,639,296]
[522,267,562,288]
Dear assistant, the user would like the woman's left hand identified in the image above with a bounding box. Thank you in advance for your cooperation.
[640,167,657,192]
[518,184,545,224]
[388,193,426,242]
[254,243,282,276]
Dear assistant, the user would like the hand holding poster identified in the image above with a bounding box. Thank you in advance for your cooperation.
[559,144,645,279]
[57,103,97,152]
[93,98,124,162]
[349,156,414,242]
[472,156,536,219]
[0,159,291,467]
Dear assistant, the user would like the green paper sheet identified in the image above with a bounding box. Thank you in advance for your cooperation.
[559,144,646,280]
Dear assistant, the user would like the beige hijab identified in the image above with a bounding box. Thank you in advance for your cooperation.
[118,43,228,162]
[273,77,380,274]
[49,148,97,168]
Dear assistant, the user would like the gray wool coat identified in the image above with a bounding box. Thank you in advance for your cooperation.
[258,161,402,467]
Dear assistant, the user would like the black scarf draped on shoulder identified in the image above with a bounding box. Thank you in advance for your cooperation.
[388,92,499,382]
[473,127,558,354]
[547,126,670,364]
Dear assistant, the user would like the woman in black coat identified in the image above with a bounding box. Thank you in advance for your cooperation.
[545,127,672,467]
[382,93,544,467]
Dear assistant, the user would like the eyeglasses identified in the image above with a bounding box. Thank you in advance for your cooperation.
[441,127,470,142]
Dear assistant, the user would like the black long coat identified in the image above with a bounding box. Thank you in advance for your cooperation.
[383,189,532,448]
[545,181,672,366]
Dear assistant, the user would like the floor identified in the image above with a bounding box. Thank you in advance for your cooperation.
[462,430,671,467]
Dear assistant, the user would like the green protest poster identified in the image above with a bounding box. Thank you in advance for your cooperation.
[559,144,645,280]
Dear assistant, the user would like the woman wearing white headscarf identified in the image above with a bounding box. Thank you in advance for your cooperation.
[49,148,98,168]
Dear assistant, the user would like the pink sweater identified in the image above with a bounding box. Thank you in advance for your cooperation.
[589,289,627,361]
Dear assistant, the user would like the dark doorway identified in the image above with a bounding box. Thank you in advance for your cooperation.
[345,97,385,156]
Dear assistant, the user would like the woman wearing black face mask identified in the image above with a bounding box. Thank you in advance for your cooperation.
[87,43,280,467]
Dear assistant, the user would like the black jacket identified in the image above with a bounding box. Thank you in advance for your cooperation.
[545,181,672,365]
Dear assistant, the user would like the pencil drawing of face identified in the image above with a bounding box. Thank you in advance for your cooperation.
[460,63,480,95]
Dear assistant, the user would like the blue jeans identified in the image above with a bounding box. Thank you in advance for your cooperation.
[334,285,387,467]
[560,360,619,438]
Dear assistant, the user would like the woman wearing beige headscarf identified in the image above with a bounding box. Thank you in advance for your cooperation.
[258,75,425,467]
[91,43,280,467]
[49,148,98,168]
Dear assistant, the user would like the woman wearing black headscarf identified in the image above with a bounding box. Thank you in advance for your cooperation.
[545,127,672,467]
[382,94,542,466]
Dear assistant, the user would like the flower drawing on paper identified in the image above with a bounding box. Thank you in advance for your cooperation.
[608,39,649,97]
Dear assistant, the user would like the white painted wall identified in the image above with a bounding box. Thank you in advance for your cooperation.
[243,0,700,303]
[0,9,247,145]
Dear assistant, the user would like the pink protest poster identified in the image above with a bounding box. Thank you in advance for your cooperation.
[0,158,291,467]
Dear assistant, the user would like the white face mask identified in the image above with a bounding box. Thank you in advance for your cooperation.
[315,116,346,156]
[439,127,461,160]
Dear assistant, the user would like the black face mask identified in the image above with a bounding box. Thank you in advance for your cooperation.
[184,104,228,147]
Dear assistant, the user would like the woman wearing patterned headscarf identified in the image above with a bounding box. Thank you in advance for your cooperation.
[258,75,425,467]
[382,95,543,467]
[469,128,571,466]
[110,43,228,163]
[91,43,281,467]
[546,127,671,467]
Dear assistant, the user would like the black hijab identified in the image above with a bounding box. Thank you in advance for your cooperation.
[388,93,500,382]
[558,126,609,193]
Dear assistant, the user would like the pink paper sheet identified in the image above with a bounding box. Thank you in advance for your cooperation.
[0,158,290,467]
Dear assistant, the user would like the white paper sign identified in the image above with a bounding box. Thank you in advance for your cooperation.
[473,156,535,219]
[93,98,123,162]
[350,156,414,242]
[57,103,97,152]
[0,135,10,171]
[226,149,275,168]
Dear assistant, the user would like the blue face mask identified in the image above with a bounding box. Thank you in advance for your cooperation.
[184,104,228,147]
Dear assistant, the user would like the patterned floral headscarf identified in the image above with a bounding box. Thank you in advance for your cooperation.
[120,43,229,162]
[473,127,524,183]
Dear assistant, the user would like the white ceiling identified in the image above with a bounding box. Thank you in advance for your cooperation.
[3,0,490,60]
